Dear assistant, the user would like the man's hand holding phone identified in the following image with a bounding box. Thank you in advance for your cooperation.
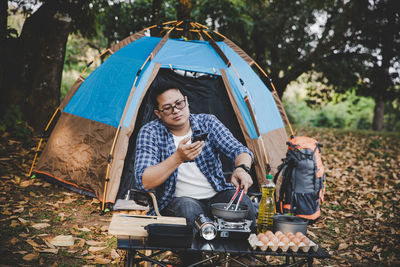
[175,136,205,163]
[192,132,208,143]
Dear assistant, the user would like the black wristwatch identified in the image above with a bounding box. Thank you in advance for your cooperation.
[235,164,251,174]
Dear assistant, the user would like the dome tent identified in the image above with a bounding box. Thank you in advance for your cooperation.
[30,21,292,210]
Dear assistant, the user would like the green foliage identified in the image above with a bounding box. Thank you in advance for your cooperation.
[284,89,375,130]
[61,33,104,100]
[0,105,32,139]
[384,97,400,132]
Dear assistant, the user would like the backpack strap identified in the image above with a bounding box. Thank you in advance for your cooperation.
[273,160,285,185]
[282,156,296,214]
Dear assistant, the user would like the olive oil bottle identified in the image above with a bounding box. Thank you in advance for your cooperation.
[257,174,276,233]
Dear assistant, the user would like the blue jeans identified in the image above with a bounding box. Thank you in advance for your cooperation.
[161,189,257,229]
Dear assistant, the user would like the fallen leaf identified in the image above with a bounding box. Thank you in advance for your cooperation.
[10,220,19,227]
[18,217,28,226]
[73,238,86,248]
[20,180,32,188]
[78,227,91,232]
[69,229,80,235]
[86,240,104,246]
[26,239,40,247]
[41,238,55,249]
[84,255,96,260]
[334,227,340,234]
[63,197,76,204]
[43,182,52,187]
[50,235,75,247]
[23,253,39,261]
[338,243,349,250]
[9,237,19,245]
[67,248,79,254]
[88,246,107,253]
[94,256,111,264]
[14,207,24,213]
[3,209,12,215]
[111,249,120,259]
[306,230,317,238]
[32,223,51,230]
[91,198,100,204]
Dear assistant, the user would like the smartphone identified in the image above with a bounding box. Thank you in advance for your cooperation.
[192,132,208,142]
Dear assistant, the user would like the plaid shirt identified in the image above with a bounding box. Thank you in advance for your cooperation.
[134,113,253,215]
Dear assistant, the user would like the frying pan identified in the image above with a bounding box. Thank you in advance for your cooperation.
[211,203,248,221]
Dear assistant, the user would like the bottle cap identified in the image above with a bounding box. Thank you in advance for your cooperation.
[266,174,273,180]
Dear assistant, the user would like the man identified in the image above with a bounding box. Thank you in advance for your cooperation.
[134,87,256,227]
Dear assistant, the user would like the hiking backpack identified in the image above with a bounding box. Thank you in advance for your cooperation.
[274,136,325,221]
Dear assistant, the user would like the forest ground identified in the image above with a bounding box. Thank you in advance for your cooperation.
[0,126,399,266]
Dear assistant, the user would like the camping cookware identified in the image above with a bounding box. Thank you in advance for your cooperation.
[273,215,308,235]
[211,188,248,221]
[211,203,248,221]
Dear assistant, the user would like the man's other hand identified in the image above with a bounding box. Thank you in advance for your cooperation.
[231,168,253,193]
[175,136,205,163]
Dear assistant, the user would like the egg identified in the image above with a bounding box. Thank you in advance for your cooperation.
[295,232,304,239]
[265,230,273,236]
[275,231,284,238]
[265,231,274,239]
[286,232,295,239]
[270,236,279,245]
[260,235,269,245]
[291,237,301,246]
[280,236,290,245]
[300,236,310,245]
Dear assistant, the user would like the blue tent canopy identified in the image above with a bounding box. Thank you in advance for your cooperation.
[64,37,284,138]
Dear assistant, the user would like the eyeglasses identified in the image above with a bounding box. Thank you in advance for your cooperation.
[158,98,187,115]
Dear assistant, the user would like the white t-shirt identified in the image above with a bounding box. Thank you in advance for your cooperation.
[173,130,217,199]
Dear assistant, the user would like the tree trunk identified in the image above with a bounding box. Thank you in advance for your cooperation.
[0,0,6,42]
[372,97,385,131]
[0,0,7,117]
[150,0,162,36]
[177,0,192,21]
[3,1,72,132]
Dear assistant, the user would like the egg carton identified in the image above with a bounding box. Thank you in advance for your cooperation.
[248,233,319,253]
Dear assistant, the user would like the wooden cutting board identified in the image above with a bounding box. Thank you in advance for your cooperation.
[108,214,187,238]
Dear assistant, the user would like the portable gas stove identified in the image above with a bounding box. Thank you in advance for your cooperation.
[215,218,252,239]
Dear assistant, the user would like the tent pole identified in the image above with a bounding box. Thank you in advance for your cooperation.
[100,54,153,211]
[190,22,204,39]
[101,29,170,211]
[167,20,183,34]
[79,49,111,77]
[244,96,270,172]
[28,107,60,177]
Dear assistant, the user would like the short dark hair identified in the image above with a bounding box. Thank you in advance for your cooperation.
[150,87,183,109]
